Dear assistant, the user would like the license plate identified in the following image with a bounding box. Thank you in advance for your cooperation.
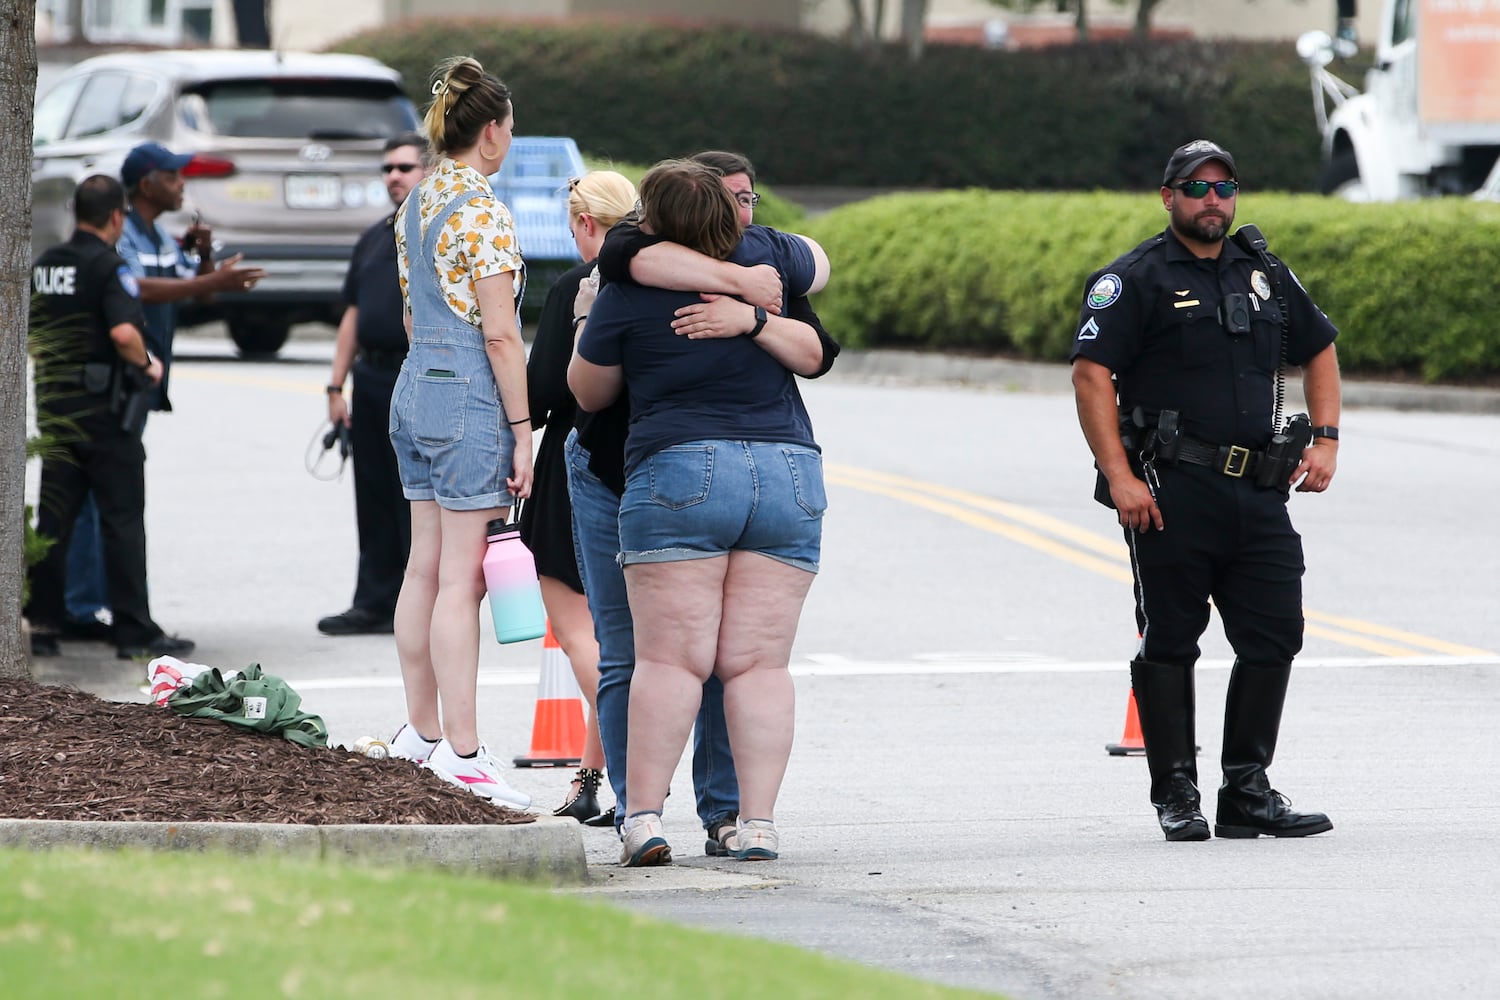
[285,174,341,209]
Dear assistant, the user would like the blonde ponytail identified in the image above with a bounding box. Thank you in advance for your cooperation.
[421,56,511,156]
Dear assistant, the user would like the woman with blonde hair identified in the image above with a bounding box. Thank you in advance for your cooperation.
[385,55,531,808]
[519,169,637,823]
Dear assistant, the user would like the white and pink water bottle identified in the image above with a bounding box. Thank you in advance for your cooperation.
[483,514,546,644]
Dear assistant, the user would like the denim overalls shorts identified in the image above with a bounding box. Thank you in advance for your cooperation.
[389,189,521,511]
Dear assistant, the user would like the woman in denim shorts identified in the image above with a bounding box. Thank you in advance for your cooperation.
[570,159,832,866]
[385,56,531,809]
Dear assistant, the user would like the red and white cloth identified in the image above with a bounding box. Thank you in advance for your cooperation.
[146,656,236,707]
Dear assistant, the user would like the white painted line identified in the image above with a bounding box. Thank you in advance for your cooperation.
[257,654,1500,695]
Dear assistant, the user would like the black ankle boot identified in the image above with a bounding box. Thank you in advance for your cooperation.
[1131,659,1210,842]
[1215,662,1332,839]
[554,767,603,822]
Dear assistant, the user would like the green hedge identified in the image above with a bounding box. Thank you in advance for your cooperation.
[578,157,807,233]
[335,19,1322,191]
[798,192,1500,382]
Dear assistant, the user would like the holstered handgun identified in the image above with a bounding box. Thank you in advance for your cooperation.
[1254,413,1312,490]
[111,364,154,436]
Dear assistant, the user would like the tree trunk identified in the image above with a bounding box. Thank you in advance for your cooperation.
[66,0,85,43]
[0,1,38,678]
[845,0,869,46]
[1135,0,1164,38]
[900,0,928,61]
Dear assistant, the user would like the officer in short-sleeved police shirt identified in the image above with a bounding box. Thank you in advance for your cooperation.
[25,175,194,663]
[1070,141,1341,845]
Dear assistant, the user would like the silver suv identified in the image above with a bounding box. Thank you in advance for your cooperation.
[32,49,419,355]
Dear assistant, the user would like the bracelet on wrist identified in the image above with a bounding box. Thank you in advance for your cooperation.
[326,384,343,394]
[571,315,588,330]
[508,416,531,426]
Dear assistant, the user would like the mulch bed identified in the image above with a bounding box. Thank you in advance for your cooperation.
[0,678,531,826]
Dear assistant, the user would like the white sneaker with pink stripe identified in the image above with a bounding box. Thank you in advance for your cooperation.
[422,740,531,810]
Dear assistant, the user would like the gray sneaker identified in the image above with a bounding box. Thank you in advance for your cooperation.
[620,813,672,867]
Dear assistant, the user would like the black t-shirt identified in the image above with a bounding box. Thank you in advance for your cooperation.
[32,230,147,386]
[1070,228,1338,449]
[341,213,408,353]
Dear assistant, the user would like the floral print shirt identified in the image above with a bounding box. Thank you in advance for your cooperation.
[395,157,524,329]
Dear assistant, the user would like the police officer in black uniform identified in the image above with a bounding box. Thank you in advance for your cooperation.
[315,133,426,635]
[1071,141,1341,842]
[26,175,196,662]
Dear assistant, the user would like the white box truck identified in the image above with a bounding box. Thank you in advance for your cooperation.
[1297,0,1500,200]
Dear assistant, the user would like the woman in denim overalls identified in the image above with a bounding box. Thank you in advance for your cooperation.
[384,56,532,809]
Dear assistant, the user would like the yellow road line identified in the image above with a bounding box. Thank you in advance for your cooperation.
[179,368,319,394]
[1304,610,1494,658]
[823,471,1132,582]
[828,462,1495,659]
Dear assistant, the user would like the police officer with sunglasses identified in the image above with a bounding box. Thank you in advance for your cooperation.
[317,132,428,636]
[1070,140,1342,843]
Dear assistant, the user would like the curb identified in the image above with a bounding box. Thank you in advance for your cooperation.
[825,349,1500,414]
[0,816,589,885]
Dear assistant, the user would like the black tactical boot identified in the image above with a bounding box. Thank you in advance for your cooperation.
[1215,661,1332,839]
[1131,659,1210,842]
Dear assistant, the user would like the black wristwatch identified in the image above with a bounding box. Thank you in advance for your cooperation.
[1311,425,1339,441]
[746,305,768,339]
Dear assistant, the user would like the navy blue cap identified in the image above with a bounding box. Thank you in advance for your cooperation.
[121,142,194,189]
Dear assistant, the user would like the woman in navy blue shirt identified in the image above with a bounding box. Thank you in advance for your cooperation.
[570,160,828,866]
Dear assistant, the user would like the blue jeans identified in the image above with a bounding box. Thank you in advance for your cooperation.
[619,439,825,573]
[65,494,109,621]
[565,429,738,830]
[389,336,518,511]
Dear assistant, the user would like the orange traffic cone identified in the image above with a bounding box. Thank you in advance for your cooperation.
[1105,688,1146,756]
[513,620,586,767]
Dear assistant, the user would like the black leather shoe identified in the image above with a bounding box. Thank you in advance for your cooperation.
[1216,782,1332,839]
[583,805,617,829]
[30,632,61,658]
[61,616,114,641]
[117,633,196,660]
[1154,773,1211,842]
[317,607,395,636]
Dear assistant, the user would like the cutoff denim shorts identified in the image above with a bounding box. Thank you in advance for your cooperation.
[618,439,825,573]
[389,334,516,511]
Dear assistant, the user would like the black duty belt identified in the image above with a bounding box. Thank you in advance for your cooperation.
[1175,436,1264,478]
[45,364,112,392]
[359,347,408,369]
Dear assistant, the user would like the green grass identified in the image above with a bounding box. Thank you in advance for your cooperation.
[0,848,1001,999]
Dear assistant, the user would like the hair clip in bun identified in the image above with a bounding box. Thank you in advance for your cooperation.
[430,79,450,97]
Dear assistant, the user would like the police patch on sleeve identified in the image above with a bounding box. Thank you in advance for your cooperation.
[1087,273,1123,310]
[1077,317,1101,341]
[1251,269,1271,301]
[116,265,141,299]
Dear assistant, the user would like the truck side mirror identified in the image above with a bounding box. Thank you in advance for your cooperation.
[1296,30,1336,68]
